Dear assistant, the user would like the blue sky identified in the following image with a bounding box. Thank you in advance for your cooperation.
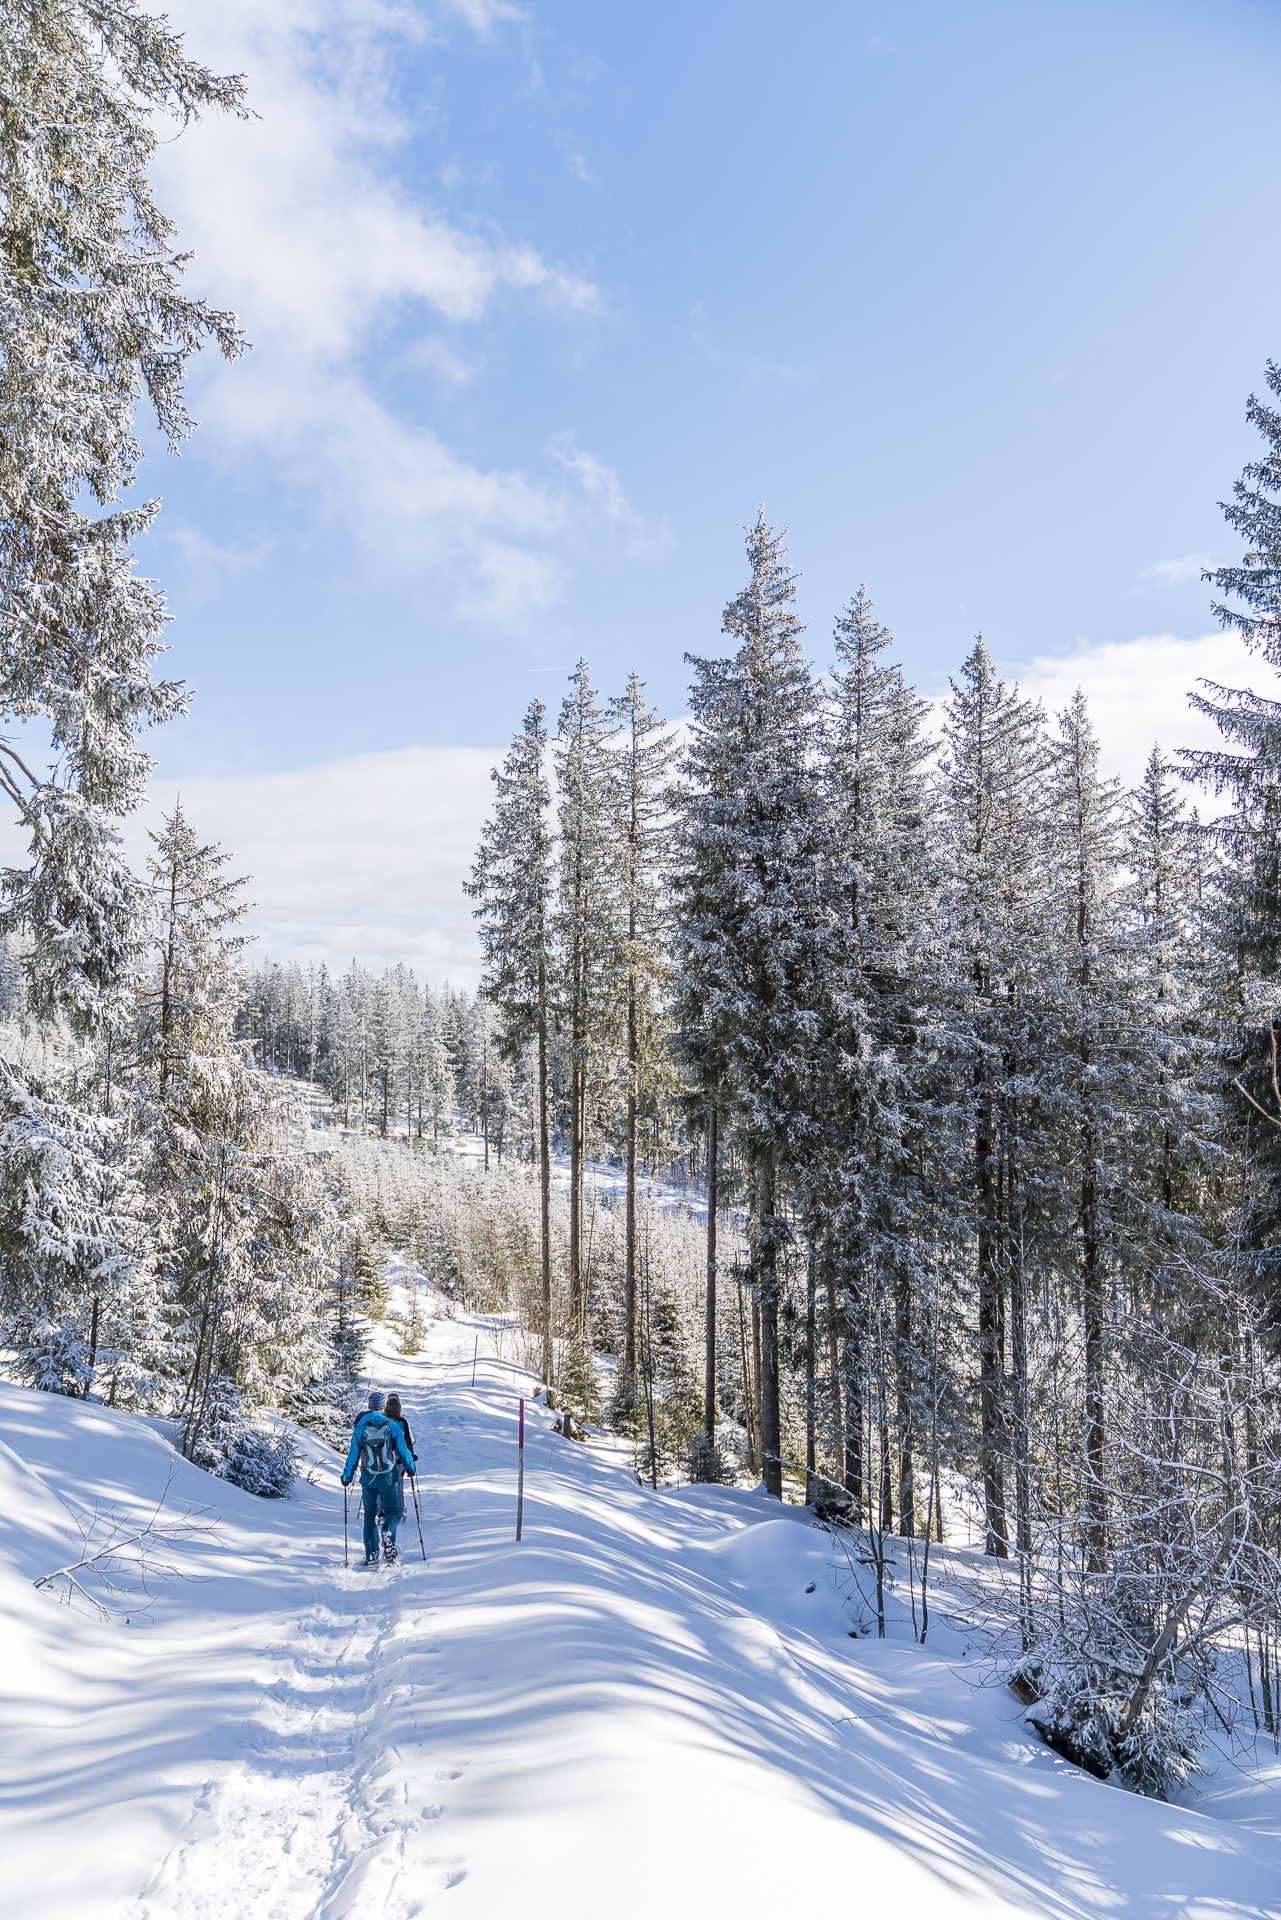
[130,0,1281,982]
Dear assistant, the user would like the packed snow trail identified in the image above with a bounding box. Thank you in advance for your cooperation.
[5,1307,1281,1918]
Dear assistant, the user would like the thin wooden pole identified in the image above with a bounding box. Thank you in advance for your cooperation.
[516,1398,525,1541]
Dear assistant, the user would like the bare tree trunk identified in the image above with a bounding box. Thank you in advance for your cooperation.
[824,1253,843,1495]
[895,1263,914,1536]
[805,1239,817,1503]
[1010,1210,1033,1556]
[976,1061,1009,1557]
[159,855,178,1102]
[704,1104,717,1440]
[879,1384,894,1534]
[624,972,638,1375]
[841,1278,865,1523]
[751,1288,763,1478]
[736,1265,757,1471]
[757,1159,782,1499]
[568,1057,582,1334]
[642,1228,659,1490]
[1081,1057,1107,1572]
[537,1003,552,1385]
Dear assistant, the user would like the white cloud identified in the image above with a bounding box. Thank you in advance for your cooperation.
[548,434,670,561]
[405,335,482,384]
[1140,553,1215,587]
[1000,630,1259,791]
[437,0,527,37]
[149,0,604,610]
[124,745,500,991]
[166,524,273,578]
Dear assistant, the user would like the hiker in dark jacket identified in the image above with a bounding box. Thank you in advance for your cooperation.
[342,1391,414,1564]
[385,1393,416,1520]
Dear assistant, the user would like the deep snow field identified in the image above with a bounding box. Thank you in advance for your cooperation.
[6,1294,1281,1918]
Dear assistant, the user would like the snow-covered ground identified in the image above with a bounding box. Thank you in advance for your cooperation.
[5,1296,1281,1918]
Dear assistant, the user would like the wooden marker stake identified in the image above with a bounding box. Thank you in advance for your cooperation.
[516,1398,525,1542]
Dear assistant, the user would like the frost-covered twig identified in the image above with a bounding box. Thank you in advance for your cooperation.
[33,1463,220,1620]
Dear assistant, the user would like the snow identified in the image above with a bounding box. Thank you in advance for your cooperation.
[5,1299,1281,1918]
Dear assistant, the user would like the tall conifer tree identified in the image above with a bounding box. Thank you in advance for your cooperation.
[609,672,678,1381]
[467,702,555,1379]
[676,512,821,1498]
[554,661,618,1335]
[939,639,1052,1556]
[810,588,939,1524]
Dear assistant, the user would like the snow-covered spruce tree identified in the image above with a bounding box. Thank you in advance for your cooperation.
[137,807,335,1490]
[0,5,246,1398]
[331,961,372,1127]
[140,800,251,1099]
[1184,360,1281,1327]
[806,587,944,1527]
[554,660,620,1340]
[0,1047,156,1399]
[938,639,1053,1557]
[609,670,679,1388]
[0,2,245,1032]
[370,967,406,1138]
[1120,747,1221,1303]
[674,512,823,1499]
[1043,692,1129,1574]
[466,701,556,1380]
[421,983,456,1149]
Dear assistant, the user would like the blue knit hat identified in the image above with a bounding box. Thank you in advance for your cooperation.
[368,1390,386,1411]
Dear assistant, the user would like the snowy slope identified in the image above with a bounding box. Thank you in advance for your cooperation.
[4,1306,1281,1919]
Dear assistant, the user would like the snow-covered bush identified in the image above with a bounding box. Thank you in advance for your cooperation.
[1022,1652,1201,1800]
[222,1420,299,1499]
[687,1431,727,1483]
[7,1309,100,1399]
[559,1336,603,1424]
[186,1375,298,1497]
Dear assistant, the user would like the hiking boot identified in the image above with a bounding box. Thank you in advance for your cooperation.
[383,1537,399,1563]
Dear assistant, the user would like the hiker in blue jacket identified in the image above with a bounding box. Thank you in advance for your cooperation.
[342,1391,415,1565]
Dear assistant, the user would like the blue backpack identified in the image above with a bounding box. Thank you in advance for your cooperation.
[358,1415,398,1481]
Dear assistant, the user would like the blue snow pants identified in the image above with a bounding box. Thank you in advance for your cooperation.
[361,1477,399,1558]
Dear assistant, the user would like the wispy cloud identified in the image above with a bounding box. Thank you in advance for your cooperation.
[437,0,527,39]
[152,0,604,617]
[1140,553,1215,587]
[166,525,273,578]
[567,153,596,185]
[549,433,670,561]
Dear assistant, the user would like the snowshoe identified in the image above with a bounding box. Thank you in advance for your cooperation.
[383,1537,399,1564]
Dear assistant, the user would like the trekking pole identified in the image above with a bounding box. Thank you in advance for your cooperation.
[411,1474,426,1561]
[472,1335,478,1386]
[343,1480,349,1568]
